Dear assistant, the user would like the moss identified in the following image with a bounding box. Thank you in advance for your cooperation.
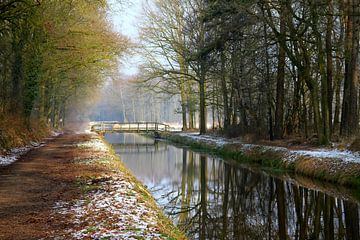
[84,226,97,234]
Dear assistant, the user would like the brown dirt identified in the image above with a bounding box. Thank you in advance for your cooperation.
[0,132,105,240]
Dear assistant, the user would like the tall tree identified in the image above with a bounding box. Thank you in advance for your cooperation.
[274,1,286,139]
[341,0,360,137]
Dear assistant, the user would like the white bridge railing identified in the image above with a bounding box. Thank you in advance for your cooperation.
[91,122,170,133]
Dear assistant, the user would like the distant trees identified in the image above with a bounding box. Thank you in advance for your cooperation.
[139,0,196,131]
[0,0,128,127]
[140,0,360,142]
[90,76,181,123]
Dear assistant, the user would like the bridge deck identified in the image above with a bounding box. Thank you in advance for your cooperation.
[91,122,170,133]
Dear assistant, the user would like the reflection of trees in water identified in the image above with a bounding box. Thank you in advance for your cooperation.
[157,151,360,239]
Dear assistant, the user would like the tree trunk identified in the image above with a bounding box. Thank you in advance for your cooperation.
[341,0,360,136]
[220,50,230,129]
[302,62,324,142]
[326,0,334,132]
[199,60,206,134]
[312,4,330,144]
[180,84,188,131]
[274,3,286,139]
[11,40,24,114]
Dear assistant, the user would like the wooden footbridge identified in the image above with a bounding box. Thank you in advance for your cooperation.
[90,122,170,133]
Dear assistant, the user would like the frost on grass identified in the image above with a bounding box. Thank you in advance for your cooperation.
[53,175,165,240]
[0,141,45,166]
[177,133,360,164]
[51,131,62,137]
[77,138,109,152]
[178,132,229,147]
[290,149,360,163]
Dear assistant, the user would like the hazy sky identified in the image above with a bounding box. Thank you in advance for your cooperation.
[108,0,145,76]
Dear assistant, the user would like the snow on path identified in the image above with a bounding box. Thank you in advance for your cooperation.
[77,138,108,152]
[0,141,45,166]
[0,131,61,167]
[177,133,360,163]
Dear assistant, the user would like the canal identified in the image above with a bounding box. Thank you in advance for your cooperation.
[105,132,360,240]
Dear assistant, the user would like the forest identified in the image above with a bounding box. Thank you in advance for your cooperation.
[139,0,360,144]
[1,0,359,145]
[2,1,360,239]
[0,0,128,132]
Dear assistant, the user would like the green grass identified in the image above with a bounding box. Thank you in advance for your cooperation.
[83,226,97,234]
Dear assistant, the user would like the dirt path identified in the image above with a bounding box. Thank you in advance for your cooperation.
[0,133,102,239]
[0,132,184,240]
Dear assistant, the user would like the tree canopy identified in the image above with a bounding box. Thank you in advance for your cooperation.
[139,0,360,143]
[0,0,128,127]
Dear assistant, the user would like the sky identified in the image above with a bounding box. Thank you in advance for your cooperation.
[108,0,145,76]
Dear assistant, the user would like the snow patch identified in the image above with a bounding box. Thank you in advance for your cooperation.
[51,131,62,137]
[0,142,46,167]
[53,176,165,239]
[77,138,109,152]
[177,133,360,164]
[178,132,230,146]
[290,149,360,163]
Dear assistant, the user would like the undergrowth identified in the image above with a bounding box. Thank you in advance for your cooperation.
[0,115,50,153]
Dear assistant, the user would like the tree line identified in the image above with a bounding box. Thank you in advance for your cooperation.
[0,0,127,128]
[139,0,360,144]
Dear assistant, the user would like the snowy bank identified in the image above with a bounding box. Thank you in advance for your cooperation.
[52,135,185,239]
[164,132,360,186]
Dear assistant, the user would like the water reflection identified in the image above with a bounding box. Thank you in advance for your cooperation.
[105,133,360,240]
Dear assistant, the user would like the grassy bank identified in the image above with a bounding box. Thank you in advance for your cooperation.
[99,137,186,239]
[63,134,187,239]
[161,132,360,188]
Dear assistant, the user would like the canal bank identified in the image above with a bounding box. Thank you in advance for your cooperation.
[160,132,360,187]
[53,133,186,239]
[105,132,360,239]
[0,132,185,240]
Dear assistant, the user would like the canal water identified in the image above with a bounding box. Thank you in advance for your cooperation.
[105,133,360,240]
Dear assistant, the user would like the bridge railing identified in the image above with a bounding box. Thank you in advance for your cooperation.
[91,122,170,133]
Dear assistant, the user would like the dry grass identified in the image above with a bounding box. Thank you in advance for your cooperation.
[0,115,50,152]
[349,138,360,152]
[294,156,360,185]
[165,133,360,187]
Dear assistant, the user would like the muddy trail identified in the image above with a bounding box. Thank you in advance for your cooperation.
[0,133,101,239]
